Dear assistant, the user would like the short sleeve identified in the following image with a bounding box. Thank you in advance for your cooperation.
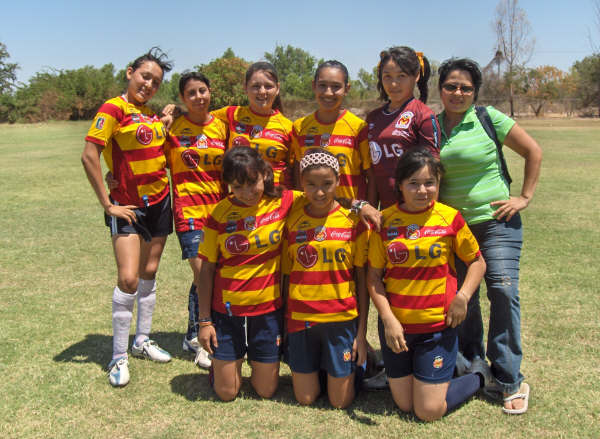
[486,106,516,144]
[451,212,480,264]
[416,112,441,156]
[368,230,387,269]
[196,215,220,263]
[211,106,232,124]
[85,102,121,148]
[353,221,370,267]
[357,122,371,171]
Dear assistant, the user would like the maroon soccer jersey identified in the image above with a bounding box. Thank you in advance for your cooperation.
[366,98,440,209]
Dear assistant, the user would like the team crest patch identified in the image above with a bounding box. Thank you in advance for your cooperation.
[433,356,444,369]
[320,133,330,147]
[196,134,208,148]
[181,149,201,169]
[369,141,382,165]
[386,227,399,240]
[250,125,263,139]
[296,230,307,243]
[387,241,409,264]
[136,125,153,145]
[343,350,351,362]
[406,224,420,240]
[244,216,256,231]
[225,234,250,254]
[314,226,327,242]
[95,117,105,129]
[225,221,238,233]
[233,136,250,147]
[395,111,414,129]
[296,244,318,268]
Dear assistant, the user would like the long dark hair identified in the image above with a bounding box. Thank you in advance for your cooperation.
[394,148,444,203]
[377,46,431,104]
[245,61,283,113]
[130,47,173,78]
[222,146,282,198]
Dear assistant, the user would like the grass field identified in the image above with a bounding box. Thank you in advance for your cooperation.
[1,118,599,438]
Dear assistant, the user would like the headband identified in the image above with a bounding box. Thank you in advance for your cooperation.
[300,152,340,174]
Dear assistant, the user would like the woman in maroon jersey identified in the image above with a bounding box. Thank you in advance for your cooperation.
[366,46,441,210]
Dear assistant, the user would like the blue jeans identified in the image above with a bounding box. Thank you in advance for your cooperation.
[186,284,199,340]
[456,213,524,394]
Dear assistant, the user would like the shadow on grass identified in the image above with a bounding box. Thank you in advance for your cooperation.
[53,331,191,368]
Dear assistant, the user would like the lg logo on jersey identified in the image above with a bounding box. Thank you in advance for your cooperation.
[387,241,442,264]
[369,141,404,165]
[296,244,348,269]
[224,231,281,255]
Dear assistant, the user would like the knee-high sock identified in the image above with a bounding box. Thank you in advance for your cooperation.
[445,373,481,413]
[135,278,156,346]
[112,286,136,360]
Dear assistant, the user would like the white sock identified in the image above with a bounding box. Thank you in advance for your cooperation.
[112,286,136,360]
[134,278,156,346]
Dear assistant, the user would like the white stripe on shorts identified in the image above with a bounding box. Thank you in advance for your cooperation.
[110,199,119,236]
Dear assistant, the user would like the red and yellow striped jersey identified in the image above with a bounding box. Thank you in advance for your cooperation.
[292,110,371,200]
[283,203,369,333]
[85,96,169,207]
[212,106,293,187]
[368,201,480,334]
[198,190,304,316]
[165,114,228,233]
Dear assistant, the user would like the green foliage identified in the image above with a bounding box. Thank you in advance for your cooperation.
[572,54,600,116]
[195,49,249,110]
[0,42,18,95]
[264,45,318,99]
[348,67,378,100]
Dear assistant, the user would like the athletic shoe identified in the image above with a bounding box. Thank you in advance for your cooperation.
[455,351,472,377]
[194,346,212,369]
[363,369,389,391]
[131,339,172,363]
[107,357,129,387]
[183,336,200,354]
[467,357,495,388]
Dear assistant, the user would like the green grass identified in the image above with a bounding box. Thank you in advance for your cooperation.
[1,118,599,438]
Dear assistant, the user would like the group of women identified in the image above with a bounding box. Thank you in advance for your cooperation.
[81,45,542,420]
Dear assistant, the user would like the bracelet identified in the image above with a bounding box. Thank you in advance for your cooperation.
[351,200,369,215]
[199,321,213,327]
[198,317,212,323]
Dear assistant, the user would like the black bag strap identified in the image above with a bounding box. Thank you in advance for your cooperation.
[474,106,512,186]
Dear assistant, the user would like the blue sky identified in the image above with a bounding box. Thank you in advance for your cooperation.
[2,0,596,84]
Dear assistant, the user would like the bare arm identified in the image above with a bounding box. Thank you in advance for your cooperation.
[367,266,407,352]
[196,260,217,354]
[366,167,378,208]
[81,141,137,223]
[353,266,369,365]
[491,123,542,221]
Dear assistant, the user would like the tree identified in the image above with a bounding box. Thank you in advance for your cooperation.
[195,49,249,109]
[493,0,535,116]
[264,45,318,99]
[0,42,19,95]
[348,67,378,100]
[517,66,565,116]
[572,54,600,116]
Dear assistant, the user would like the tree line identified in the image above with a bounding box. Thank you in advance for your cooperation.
[0,40,598,123]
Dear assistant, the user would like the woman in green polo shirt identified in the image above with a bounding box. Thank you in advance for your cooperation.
[437,58,542,415]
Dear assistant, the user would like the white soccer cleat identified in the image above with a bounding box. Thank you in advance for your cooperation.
[194,346,212,369]
[131,339,172,363]
[108,357,130,387]
[182,336,200,354]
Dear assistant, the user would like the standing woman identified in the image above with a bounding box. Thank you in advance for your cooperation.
[291,60,375,202]
[283,148,369,409]
[367,148,487,421]
[81,48,174,387]
[212,62,294,188]
[437,58,542,414]
[164,72,229,368]
[366,46,440,209]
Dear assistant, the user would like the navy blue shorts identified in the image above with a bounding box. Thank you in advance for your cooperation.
[378,319,457,384]
[177,229,204,259]
[104,194,172,242]
[211,309,283,363]
[287,319,357,378]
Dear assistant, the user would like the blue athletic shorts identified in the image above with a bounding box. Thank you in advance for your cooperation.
[287,319,357,378]
[211,309,283,363]
[378,318,457,384]
[104,194,172,242]
[177,229,204,260]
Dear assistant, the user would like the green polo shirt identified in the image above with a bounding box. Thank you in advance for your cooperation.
[438,106,515,225]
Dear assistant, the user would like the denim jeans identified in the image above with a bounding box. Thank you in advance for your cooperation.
[186,284,199,340]
[456,213,524,394]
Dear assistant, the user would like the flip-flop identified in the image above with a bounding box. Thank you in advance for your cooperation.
[502,382,530,415]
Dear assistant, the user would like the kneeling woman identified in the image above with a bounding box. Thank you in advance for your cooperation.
[367,148,487,421]
[283,148,369,408]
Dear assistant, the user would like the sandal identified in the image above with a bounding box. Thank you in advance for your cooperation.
[502,382,530,415]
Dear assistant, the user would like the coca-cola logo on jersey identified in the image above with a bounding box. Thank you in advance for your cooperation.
[262,131,285,142]
[330,230,352,240]
[259,210,280,226]
[296,244,318,268]
[330,136,353,146]
[225,234,250,254]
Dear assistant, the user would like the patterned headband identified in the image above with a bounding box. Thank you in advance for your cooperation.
[300,152,340,174]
